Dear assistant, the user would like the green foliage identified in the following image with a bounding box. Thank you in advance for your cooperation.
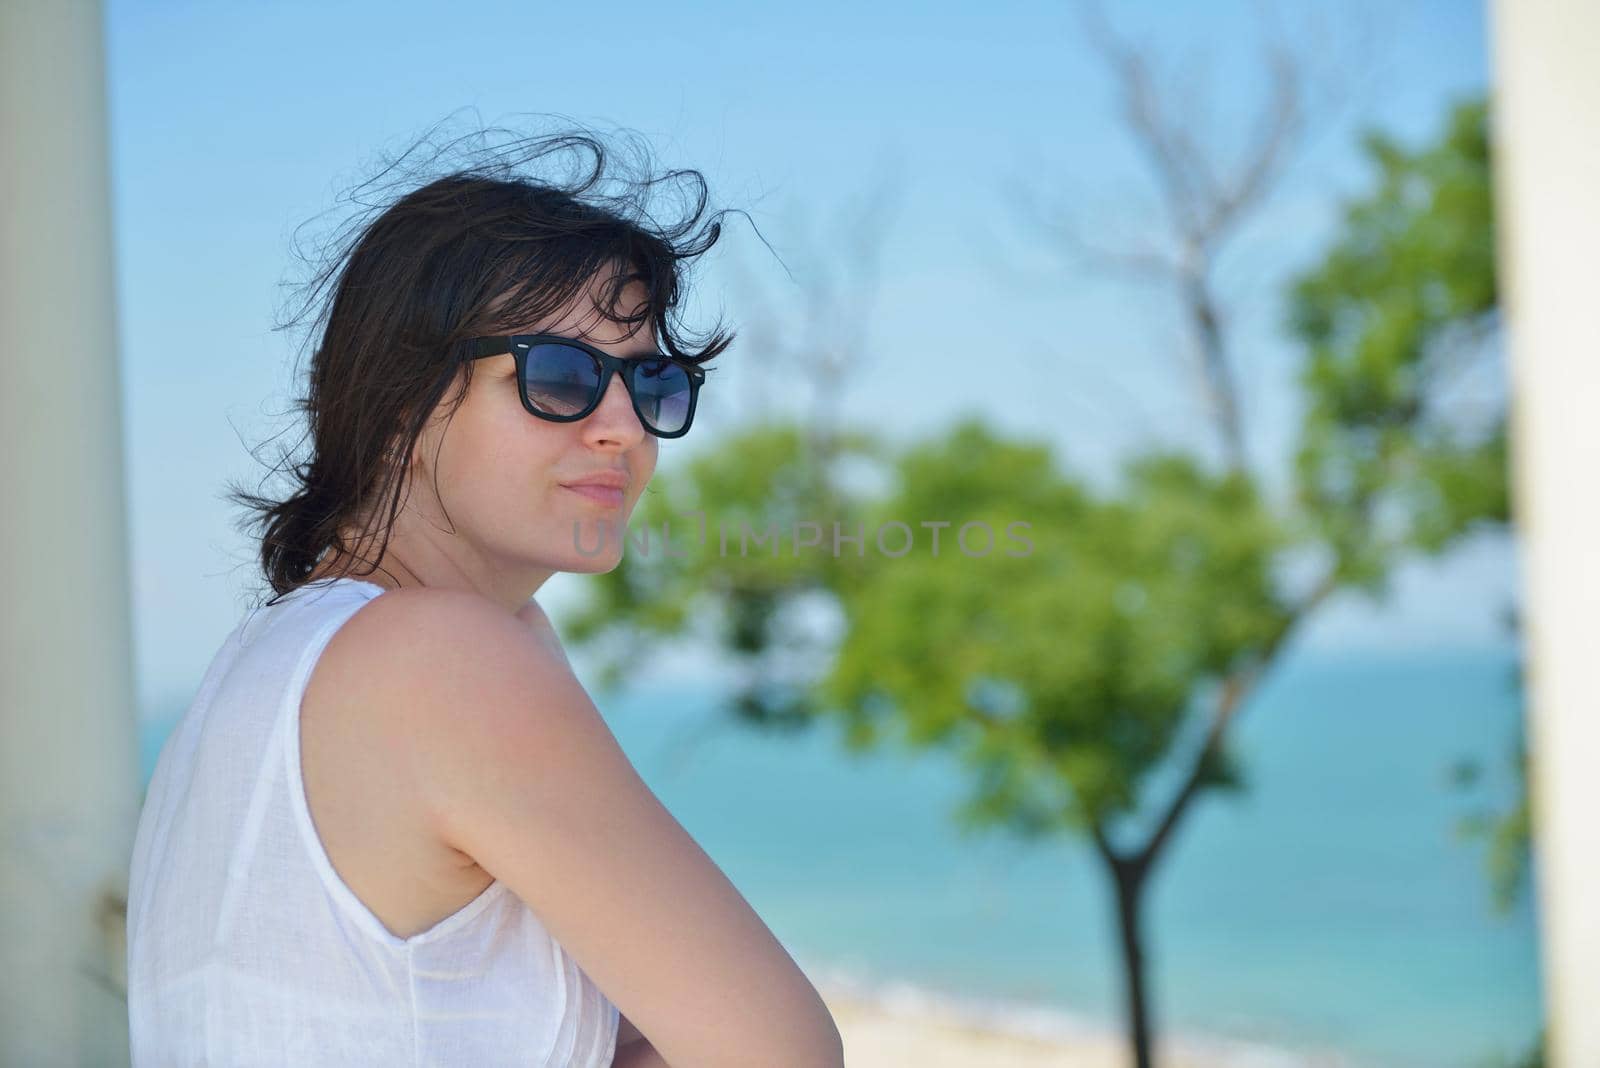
[1289,97,1504,592]
[1452,767,1533,914]
[816,420,1286,831]
[1453,655,1535,917]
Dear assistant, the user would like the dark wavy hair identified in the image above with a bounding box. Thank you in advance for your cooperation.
[226,118,751,605]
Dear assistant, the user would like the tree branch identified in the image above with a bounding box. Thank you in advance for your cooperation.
[1137,566,1342,867]
[1090,816,1132,874]
[1064,0,1318,476]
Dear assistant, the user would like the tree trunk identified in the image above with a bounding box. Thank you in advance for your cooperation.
[1110,860,1154,1068]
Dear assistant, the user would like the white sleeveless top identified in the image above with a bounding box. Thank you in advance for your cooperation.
[126,576,620,1067]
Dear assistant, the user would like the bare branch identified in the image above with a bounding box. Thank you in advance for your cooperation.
[1195,40,1303,244]
[1008,173,1180,282]
[1057,0,1338,477]
[1075,0,1211,236]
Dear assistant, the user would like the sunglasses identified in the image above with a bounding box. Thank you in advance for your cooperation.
[462,333,705,438]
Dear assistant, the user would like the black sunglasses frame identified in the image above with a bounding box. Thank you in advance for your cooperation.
[462,333,705,439]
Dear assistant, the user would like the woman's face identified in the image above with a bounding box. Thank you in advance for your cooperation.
[408,273,662,586]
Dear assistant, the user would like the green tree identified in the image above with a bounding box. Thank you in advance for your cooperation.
[1451,627,1541,1068]
[565,96,1503,1068]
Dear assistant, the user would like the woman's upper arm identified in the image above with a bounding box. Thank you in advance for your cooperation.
[352,589,843,1068]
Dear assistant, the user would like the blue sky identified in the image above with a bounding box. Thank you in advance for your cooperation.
[104,0,1507,714]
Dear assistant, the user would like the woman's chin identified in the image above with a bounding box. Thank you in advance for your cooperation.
[561,552,625,575]
[559,516,629,560]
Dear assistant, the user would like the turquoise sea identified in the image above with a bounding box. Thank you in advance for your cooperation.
[139,644,1542,1067]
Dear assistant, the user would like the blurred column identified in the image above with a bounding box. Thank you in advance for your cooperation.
[1490,0,1600,1064]
[0,0,141,1064]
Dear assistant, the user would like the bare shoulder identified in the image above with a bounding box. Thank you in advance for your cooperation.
[320,585,594,814]
[333,585,547,684]
[328,585,844,1068]
[331,586,620,812]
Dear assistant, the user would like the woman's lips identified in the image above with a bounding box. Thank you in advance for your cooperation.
[562,484,625,507]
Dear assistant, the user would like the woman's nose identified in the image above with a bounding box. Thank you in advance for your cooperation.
[583,371,646,442]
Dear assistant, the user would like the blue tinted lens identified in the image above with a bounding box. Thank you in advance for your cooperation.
[630,359,693,433]
[523,343,601,415]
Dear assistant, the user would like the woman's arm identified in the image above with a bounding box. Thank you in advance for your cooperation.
[350,589,844,1068]
[521,597,825,1068]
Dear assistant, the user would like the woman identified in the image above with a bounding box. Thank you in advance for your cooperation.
[125,130,844,1068]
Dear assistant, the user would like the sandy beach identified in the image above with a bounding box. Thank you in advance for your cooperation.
[818,980,1360,1068]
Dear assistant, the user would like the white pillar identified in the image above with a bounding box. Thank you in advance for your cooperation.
[1490,1,1600,1064]
[0,0,141,1063]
